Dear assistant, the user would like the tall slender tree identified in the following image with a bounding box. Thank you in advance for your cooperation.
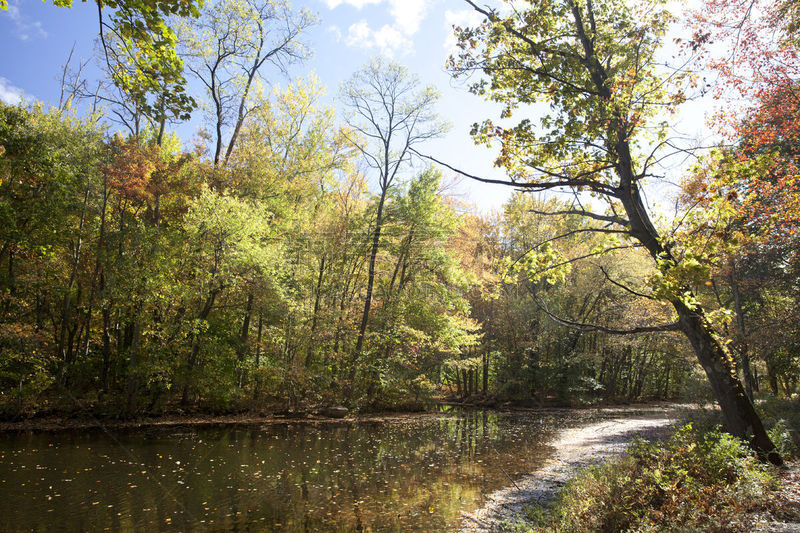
[340,59,446,384]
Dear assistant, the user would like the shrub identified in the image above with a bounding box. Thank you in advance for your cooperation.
[515,424,780,532]
[758,396,800,460]
[768,419,798,460]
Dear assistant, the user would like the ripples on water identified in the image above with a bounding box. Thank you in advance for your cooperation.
[0,410,597,532]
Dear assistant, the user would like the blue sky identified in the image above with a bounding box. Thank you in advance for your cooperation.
[0,0,515,212]
[0,0,714,213]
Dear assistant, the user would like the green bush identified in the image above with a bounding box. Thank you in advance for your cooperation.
[768,419,798,460]
[757,396,800,460]
[514,424,780,532]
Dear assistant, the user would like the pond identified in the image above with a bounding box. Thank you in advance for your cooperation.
[0,409,593,532]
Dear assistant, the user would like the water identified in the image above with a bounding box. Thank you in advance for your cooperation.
[0,410,575,532]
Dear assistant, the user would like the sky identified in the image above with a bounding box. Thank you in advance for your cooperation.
[0,0,715,214]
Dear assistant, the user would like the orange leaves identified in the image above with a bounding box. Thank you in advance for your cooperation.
[694,0,800,250]
[700,0,800,117]
[102,137,156,202]
[101,136,191,204]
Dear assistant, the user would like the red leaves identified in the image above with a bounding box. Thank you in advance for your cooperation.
[102,137,156,202]
[101,136,191,205]
[695,0,800,247]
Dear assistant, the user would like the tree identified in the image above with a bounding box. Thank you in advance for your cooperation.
[697,0,800,239]
[177,0,316,167]
[12,0,205,132]
[340,58,447,383]
[178,187,278,403]
[685,0,800,400]
[0,103,104,389]
[447,0,781,463]
[369,168,477,405]
[679,109,800,401]
[90,29,196,143]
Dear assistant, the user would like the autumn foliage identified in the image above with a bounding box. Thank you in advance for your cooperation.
[698,0,800,240]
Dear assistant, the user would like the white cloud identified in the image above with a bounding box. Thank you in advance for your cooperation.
[323,0,382,9]
[326,0,428,56]
[345,20,373,46]
[0,77,26,105]
[4,1,48,41]
[388,0,428,36]
[372,24,412,56]
[443,9,483,52]
[345,20,412,58]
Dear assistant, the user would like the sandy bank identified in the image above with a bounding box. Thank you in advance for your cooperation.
[461,405,681,532]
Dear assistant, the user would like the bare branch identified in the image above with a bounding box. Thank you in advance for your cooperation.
[599,266,655,299]
[529,208,629,226]
[535,296,680,334]
[410,149,620,196]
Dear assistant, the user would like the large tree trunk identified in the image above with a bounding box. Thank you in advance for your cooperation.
[673,299,780,463]
[602,67,783,461]
[618,161,781,464]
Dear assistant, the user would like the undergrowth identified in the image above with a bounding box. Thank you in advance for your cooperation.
[507,423,786,532]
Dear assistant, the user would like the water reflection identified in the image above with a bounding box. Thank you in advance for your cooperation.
[0,411,561,532]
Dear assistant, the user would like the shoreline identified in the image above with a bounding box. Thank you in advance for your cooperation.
[0,401,686,433]
[460,405,682,532]
[0,410,453,433]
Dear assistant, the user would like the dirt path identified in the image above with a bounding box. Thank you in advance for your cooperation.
[759,463,800,532]
[460,405,680,532]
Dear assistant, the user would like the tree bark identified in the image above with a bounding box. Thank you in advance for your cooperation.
[237,292,254,387]
[618,160,780,463]
[351,191,386,381]
[730,264,755,399]
[673,299,778,460]
[57,175,93,385]
[596,24,782,460]
[482,350,489,394]
[181,287,220,405]
[307,254,326,369]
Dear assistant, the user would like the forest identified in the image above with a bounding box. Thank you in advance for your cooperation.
[0,0,798,463]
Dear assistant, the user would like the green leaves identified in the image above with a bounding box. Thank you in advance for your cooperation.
[40,0,203,128]
[177,0,316,165]
[532,423,778,532]
[184,187,281,289]
[450,0,675,188]
[103,1,200,124]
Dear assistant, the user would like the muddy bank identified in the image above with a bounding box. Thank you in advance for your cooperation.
[460,404,683,532]
[0,410,459,433]
[0,401,683,433]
